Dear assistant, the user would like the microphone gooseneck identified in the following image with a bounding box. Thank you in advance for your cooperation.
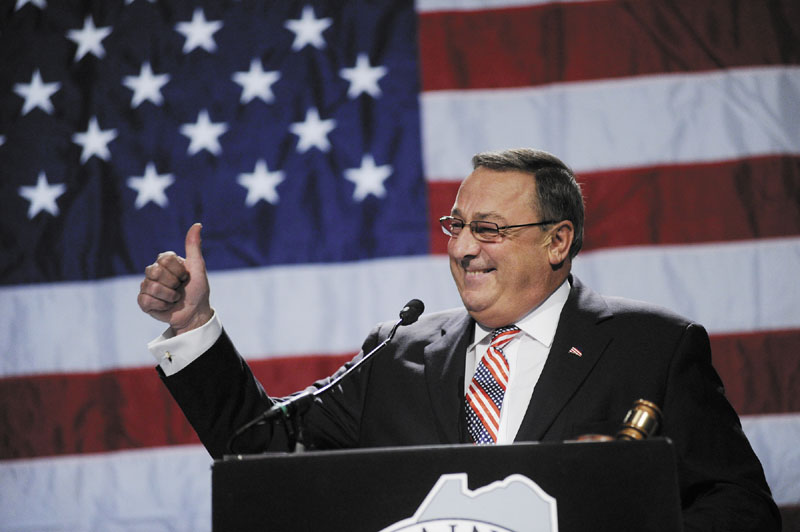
[226,299,425,455]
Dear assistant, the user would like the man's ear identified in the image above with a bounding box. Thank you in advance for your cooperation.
[547,220,574,266]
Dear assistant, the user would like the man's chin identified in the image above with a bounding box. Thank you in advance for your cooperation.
[461,300,497,326]
[458,292,488,313]
[462,298,524,328]
[466,311,508,329]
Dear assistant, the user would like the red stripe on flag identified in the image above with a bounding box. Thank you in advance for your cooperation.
[2,328,799,460]
[711,329,800,417]
[0,354,351,460]
[428,156,800,254]
[419,1,800,91]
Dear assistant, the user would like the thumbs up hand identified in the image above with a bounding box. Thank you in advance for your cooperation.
[138,223,213,335]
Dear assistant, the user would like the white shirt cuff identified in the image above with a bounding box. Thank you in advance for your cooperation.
[147,310,222,377]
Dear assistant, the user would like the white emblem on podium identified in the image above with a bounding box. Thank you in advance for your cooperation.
[380,473,558,532]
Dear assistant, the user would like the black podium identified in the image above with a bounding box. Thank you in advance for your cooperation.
[212,439,682,532]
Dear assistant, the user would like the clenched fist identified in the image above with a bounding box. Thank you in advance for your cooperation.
[138,223,213,335]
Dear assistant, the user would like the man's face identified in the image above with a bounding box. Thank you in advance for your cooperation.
[448,167,564,328]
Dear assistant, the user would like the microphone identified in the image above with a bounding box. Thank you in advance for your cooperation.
[400,299,424,326]
[616,399,662,441]
[226,299,425,454]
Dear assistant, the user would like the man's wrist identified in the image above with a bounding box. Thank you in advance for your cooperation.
[171,307,214,336]
[149,309,222,376]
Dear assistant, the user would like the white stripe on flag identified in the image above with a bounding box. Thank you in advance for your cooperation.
[0,256,462,377]
[572,237,800,334]
[742,414,800,506]
[2,237,800,376]
[0,445,212,532]
[421,67,800,180]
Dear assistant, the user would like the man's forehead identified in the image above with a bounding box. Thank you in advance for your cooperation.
[451,169,537,218]
[458,167,536,194]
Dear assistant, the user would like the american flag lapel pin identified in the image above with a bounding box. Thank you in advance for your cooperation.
[568,346,583,357]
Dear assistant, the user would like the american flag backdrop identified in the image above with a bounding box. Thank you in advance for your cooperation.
[1,0,799,530]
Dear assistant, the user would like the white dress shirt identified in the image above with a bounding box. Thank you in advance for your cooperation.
[464,279,570,444]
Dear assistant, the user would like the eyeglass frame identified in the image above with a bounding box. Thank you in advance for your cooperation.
[439,215,558,242]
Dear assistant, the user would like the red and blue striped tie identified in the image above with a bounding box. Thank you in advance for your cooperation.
[466,325,521,444]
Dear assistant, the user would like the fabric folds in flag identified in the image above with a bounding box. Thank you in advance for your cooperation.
[1,1,799,530]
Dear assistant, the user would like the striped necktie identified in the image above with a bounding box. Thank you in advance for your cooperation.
[465,325,521,444]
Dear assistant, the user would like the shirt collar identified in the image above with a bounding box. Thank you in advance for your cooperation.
[470,278,571,350]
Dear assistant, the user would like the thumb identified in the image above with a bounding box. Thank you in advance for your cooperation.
[184,223,204,261]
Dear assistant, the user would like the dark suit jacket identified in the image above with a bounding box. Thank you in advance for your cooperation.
[161,276,780,531]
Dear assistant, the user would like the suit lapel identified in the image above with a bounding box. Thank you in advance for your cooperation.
[423,311,473,444]
[516,277,614,441]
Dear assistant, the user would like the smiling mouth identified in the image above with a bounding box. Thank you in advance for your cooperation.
[465,268,496,276]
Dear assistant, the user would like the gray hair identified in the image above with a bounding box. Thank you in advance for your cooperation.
[471,148,585,259]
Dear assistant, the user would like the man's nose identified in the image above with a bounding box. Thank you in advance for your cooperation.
[448,226,482,259]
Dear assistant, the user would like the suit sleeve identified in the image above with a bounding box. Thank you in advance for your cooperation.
[662,323,781,531]
[159,326,385,459]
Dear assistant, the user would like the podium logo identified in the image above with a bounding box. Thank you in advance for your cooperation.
[380,473,558,532]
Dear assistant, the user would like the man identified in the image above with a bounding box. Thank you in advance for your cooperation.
[138,148,779,530]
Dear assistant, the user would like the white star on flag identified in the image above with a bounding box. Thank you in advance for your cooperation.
[175,8,223,54]
[123,62,170,107]
[14,69,61,115]
[66,15,112,62]
[289,107,336,153]
[237,159,285,206]
[15,0,46,10]
[344,154,392,201]
[340,53,388,99]
[232,59,281,104]
[180,109,228,156]
[18,171,66,218]
[72,116,117,163]
[284,5,332,51]
[127,162,175,209]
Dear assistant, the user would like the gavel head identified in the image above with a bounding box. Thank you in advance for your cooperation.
[616,399,662,441]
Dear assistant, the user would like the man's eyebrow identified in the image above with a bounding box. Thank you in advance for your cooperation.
[450,207,505,221]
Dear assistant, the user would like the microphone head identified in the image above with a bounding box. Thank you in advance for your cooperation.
[399,299,425,325]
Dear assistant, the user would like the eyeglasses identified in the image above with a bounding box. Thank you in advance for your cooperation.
[439,216,556,243]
